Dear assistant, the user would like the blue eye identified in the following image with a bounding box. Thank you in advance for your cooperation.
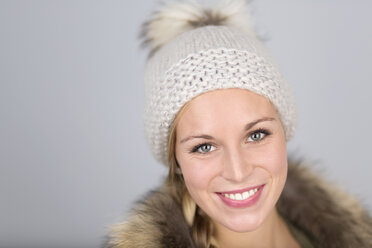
[247,130,269,142]
[192,143,216,153]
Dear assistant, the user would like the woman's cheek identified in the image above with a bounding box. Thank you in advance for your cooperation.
[259,136,287,171]
[264,140,288,186]
[182,157,218,192]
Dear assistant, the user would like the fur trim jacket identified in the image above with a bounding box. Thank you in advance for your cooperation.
[104,160,372,248]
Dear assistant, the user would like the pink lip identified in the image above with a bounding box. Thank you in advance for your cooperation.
[216,184,265,208]
[218,184,265,194]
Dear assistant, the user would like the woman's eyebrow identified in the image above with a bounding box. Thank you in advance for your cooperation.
[179,117,275,144]
[180,134,214,144]
[244,117,275,131]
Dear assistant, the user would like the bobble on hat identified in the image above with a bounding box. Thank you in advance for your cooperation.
[139,0,297,165]
[139,0,256,57]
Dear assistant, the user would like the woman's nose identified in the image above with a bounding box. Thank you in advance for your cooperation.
[221,146,253,182]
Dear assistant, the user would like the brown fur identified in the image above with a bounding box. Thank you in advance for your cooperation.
[104,159,372,248]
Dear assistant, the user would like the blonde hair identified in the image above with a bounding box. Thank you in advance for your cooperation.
[166,103,218,248]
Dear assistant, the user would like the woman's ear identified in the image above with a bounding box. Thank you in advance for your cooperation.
[175,167,183,175]
[175,159,183,175]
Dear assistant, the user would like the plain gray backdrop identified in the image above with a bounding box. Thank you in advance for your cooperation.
[1,0,371,247]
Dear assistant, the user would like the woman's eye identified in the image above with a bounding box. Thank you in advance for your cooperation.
[247,131,266,142]
[196,144,216,153]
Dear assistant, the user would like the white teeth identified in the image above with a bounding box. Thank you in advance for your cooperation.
[235,193,243,200]
[223,187,260,201]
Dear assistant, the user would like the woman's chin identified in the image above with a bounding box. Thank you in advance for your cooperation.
[218,214,264,233]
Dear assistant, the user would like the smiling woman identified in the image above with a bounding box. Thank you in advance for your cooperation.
[104,0,372,247]
[174,89,292,246]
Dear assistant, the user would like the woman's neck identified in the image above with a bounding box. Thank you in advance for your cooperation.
[213,208,300,248]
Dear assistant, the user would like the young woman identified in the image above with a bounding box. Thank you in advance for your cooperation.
[105,1,372,247]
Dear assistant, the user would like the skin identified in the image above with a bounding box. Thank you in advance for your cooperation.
[175,88,300,248]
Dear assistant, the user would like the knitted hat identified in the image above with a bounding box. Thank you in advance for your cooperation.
[140,0,297,165]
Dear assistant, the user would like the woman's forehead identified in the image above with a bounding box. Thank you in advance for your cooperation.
[176,89,279,132]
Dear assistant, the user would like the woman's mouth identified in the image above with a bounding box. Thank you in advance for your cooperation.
[216,184,265,208]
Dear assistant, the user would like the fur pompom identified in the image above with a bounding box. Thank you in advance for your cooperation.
[139,0,256,56]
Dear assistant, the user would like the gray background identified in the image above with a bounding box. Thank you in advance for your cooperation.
[1,0,371,247]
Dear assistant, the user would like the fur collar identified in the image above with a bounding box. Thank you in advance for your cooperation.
[105,160,372,247]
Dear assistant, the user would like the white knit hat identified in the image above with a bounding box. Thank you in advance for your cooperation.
[140,0,297,165]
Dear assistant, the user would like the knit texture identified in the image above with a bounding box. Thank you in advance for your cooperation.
[143,25,297,165]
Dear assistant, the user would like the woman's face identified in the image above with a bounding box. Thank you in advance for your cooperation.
[175,88,288,232]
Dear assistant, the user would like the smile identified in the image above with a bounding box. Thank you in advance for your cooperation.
[223,188,259,200]
[216,185,265,208]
